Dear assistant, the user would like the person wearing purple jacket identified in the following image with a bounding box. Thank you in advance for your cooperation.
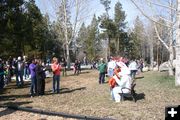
[29,59,36,97]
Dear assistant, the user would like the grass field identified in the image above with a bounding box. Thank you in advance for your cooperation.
[0,70,180,120]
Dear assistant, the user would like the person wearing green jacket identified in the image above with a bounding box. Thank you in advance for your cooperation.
[98,58,107,84]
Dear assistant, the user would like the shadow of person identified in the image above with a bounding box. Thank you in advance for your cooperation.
[0,94,31,102]
[135,93,145,101]
[45,87,86,95]
[0,101,33,117]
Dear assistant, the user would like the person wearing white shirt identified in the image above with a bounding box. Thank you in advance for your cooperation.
[128,60,138,79]
[107,59,116,77]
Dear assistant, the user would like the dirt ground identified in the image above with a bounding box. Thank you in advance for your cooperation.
[1,70,180,120]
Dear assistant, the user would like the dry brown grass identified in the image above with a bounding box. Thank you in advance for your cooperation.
[1,70,180,120]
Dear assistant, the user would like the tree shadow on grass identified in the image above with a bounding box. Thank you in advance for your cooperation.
[135,76,144,80]
[0,101,33,117]
[1,86,86,103]
[46,87,86,95]
[3,81,31,90]
[0,94,30,102]
[60,87,86,94]
[79,71,90,74]
[67,71,90,77]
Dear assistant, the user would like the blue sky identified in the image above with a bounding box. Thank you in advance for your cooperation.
[35,0,141,28]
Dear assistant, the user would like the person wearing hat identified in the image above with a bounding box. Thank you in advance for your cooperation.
[15,56,24,87]
[112,62,132,102]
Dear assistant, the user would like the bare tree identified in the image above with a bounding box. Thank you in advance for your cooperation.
[176,0,180,86]
[50,0,92,68]
[130,0,180,85]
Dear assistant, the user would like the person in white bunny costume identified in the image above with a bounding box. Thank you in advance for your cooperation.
[112,61,132,102]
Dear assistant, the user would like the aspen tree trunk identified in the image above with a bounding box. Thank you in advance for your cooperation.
[175,0,180,86]
[63,0,71,69]
[168,0,175,76]
[150,40,154,69]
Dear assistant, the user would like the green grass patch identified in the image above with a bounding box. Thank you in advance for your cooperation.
[140,71,177,89]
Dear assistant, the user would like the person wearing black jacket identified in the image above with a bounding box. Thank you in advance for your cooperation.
[35,59,46,96]
[61,58,67,76]
[0,58,4,89]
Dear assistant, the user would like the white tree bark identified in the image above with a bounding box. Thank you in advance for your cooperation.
[62,0,70,68]
[168,0,174,76]
[61,0,85,69]
[175,0,180,86]
[130,0,180,85]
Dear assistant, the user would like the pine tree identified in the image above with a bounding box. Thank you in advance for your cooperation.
[114,1,127,55]
[133,16,145,59]
[86,15,99,60]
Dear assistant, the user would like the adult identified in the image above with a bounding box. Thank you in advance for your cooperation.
[108,64,121,100]
[29,59,36,97]
[15,56,24,87]
[4,61,11,86]
[12,58,16,76]
[107,58,116,77]
[83,56,87,65]
[74,60,79,75]
[98,58,107,84]
[8,56,13,82]
[78,60,81,74]
[61,58,67,76]
[129,59,138,80]
[139,59,144,72]
[35,59,46,96]
[51,57,61,93]
[0,58,4,89]
[23,56,29,80]
[112,62,132,102]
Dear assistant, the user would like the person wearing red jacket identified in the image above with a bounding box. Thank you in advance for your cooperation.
[108,65,121,100]
[51,57,61,93]
[109,65,121,88]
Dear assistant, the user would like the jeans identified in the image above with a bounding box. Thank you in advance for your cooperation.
[99,72,105,84]
[16,71,24,86]
[24,67,29,79]
[130,70,137,80]
[53,75,60,93]
[108,68,114,77]
[30,76,37,96]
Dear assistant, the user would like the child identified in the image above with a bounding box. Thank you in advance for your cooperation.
[108,65,121,100]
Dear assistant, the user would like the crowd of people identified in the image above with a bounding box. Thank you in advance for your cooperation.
[97,57,144,102]
[1,55,144,102]
[0,56,67,97]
